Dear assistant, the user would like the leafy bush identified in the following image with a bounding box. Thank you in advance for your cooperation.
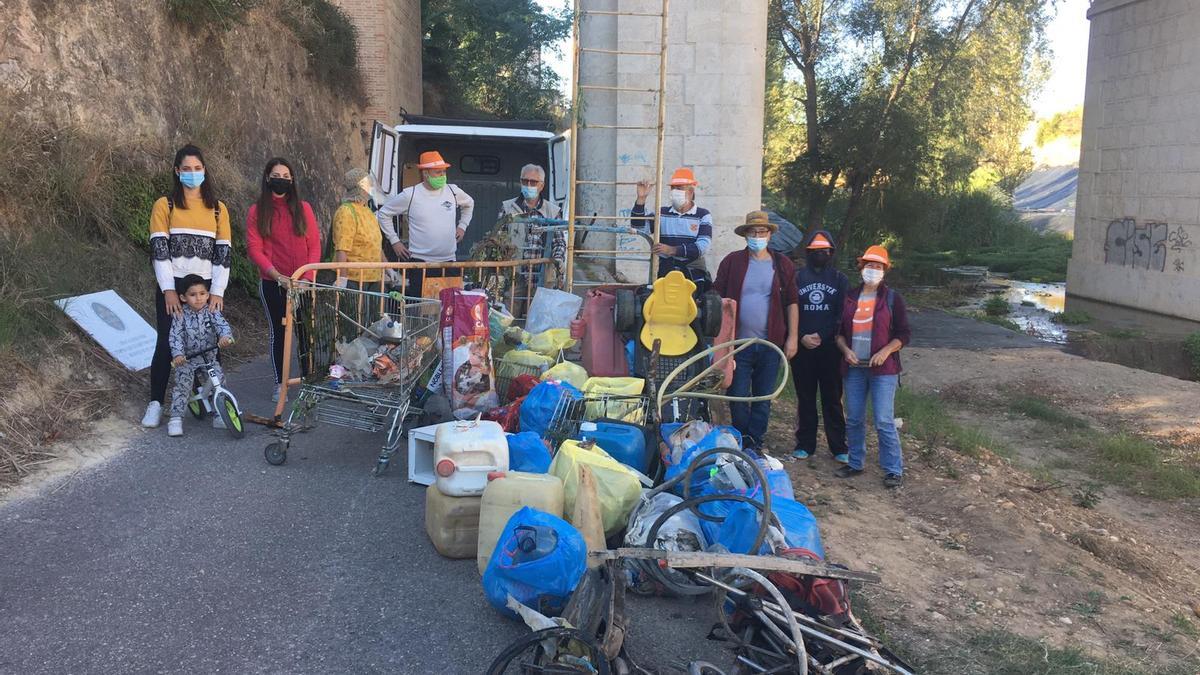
[1053,309,1092,325]
[983,296,1010,316]
[1184,333,1200,380]
[278,0,363,97]
[166,0,259,29]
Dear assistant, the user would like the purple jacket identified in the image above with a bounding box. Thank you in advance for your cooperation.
[838,283,912,376]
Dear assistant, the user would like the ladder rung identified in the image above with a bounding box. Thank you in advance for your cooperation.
[580,48,662,57]
[584,124,659,130]
[579,84,660,93]
[581,10,664,17]
[576,180,644,185]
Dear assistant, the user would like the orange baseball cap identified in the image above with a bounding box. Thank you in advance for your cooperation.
[857,245,891,269]
[668,167,698,187]
[417,151,451,170]
[807,233,833,250]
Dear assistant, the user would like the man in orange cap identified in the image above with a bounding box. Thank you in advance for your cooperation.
[375,150,475,297]
[632,167,713,291]
[790,229,850,463]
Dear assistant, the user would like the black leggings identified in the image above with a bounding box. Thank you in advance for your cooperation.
[259,280,289,384]
[149,288,174,404]
[260,279,310,383]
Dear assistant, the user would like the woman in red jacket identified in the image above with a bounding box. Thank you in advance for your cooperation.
[246,157,321,400]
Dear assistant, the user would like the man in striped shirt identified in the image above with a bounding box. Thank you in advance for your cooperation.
[631,167,713,292]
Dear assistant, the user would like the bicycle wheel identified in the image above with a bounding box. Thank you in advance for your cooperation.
[215,392,245,438]
[187,398,205,420]
[486,627,610,675]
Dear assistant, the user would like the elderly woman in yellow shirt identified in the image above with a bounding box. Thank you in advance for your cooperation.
[332,168,383,290]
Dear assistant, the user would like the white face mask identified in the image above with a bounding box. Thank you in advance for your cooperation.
[670,189,689,210]
[862,268,885,285]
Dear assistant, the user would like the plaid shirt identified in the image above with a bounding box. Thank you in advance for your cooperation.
[497,196,566,267]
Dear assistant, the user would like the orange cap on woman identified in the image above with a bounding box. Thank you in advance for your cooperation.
[857,245,891,269]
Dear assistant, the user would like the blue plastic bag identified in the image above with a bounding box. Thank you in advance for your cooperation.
[698,496,825,558]
[482,506,588,619]
[519,381,581,436]
[507,432,552,473]
[664,426,743,496]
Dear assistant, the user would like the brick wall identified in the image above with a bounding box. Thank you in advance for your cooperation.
[333,0,423,122]
[1067,0,1200,321]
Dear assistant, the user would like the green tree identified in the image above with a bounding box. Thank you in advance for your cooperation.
[768,0,1049,245]
[422,0,571,120]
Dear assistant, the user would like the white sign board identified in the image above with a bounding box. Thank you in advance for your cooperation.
[55,290,157,371]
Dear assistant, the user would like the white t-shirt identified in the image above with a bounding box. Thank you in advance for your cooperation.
[376,183,475,262]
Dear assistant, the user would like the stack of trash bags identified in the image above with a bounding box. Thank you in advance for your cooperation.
[420,285,826,625]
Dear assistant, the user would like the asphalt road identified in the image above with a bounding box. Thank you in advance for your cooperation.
[0,357,724,674]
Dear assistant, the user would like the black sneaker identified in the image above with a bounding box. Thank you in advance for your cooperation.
[883,473,904,488]
[834,465,863,479]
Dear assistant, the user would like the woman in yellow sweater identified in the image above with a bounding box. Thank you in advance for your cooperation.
[332,168,383,290]
[141,144,233,429]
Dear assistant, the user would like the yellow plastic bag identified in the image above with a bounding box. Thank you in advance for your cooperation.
[581,377,646,423]
[542,361,589,390]
[551,440,643,535]
[525,328,577,357]
[498,349,554,382]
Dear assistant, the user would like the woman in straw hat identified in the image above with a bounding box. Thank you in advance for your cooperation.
[332,168,383,290]
[833,245,911,488]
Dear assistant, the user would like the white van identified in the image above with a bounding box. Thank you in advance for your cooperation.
[369,116,570,259]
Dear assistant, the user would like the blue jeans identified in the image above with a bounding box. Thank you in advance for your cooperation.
[728,344,781,447]
[844,369,903,475]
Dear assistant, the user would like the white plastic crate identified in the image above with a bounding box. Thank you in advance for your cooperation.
[407,423,441,486]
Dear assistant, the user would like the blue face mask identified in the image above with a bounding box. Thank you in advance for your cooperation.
[178,171,205,188]
[521,185,539,200]
[746,236,768,252]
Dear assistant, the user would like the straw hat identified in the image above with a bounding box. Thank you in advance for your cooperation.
[342,168,369,200]
[734,211,778,237]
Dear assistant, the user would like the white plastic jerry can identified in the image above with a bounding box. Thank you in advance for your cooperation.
[433,419,509,497]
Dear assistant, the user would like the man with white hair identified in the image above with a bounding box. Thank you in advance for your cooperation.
[497,163,566,287]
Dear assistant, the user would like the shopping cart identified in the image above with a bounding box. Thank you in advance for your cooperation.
[263,281,440,474]
[545,391,653,455]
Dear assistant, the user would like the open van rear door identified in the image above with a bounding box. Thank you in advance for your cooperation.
[549,130,571,213]
[370,121,401,196]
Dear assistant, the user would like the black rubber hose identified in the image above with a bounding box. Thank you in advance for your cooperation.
[638,446,777,597]
[643,493,775,596]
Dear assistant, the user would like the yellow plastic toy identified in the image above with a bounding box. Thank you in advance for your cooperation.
[639,270,698,356]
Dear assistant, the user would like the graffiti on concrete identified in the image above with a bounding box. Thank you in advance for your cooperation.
[1104,218,1168,271]
[1174,258,1185,273]
[1168,225,1192,252]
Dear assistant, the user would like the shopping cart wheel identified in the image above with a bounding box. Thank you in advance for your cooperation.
[216,392,245,439]
[614,289,637,332]
[371,457,390,477]
[264,442,287,466]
